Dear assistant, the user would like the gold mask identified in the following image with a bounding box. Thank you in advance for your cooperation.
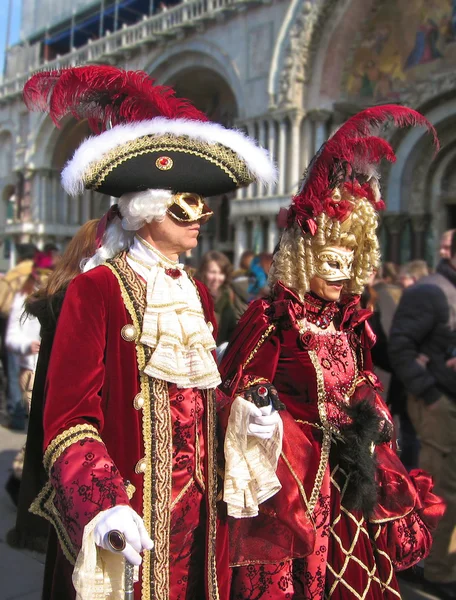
[314,247,355,282]
[167,193,213,224]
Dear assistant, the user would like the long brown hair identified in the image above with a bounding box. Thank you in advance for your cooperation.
[196,251,233,287]
[27,219,100,306]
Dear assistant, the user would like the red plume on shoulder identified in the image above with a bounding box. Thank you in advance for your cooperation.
[23,65,207,133]
[288,104,439,233]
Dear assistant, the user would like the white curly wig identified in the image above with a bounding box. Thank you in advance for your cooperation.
[83,188,173,272]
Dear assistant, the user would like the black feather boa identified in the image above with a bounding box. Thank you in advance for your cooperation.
[334,398,387,516]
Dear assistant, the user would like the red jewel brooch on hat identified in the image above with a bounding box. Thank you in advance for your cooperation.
[156,156,173,171]
[165,268,181,279]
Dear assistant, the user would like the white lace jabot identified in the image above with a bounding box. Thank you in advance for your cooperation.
[126,236,221,389]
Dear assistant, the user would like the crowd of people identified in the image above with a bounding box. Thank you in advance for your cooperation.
[0,65,454,600]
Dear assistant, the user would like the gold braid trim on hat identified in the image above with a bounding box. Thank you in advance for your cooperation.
[83,133,253,191]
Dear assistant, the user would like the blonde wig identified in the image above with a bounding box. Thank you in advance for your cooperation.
[270,192,380,298]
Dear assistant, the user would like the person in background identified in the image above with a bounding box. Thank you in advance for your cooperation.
[4,252,54,506]
[0,243,37,430]
[389,231,456,599]
[196,250,237,349]
[6,220,100,558]
[43,242,61,267]
[231,250,254,320]
[398,259,430,288]
[387,259,430,472]
[248,252,273,301]
[439,228,456,260]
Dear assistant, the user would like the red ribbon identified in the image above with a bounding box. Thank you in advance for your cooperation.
[96,204,121,249]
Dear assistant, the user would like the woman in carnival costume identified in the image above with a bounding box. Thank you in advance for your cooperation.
[22,65,277,600]
[220,105,445,599]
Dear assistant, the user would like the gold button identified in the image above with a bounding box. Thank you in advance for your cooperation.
[121,324,138,342]
[133,394,144,410]
[135,459,147,474]
[207,321,214,333]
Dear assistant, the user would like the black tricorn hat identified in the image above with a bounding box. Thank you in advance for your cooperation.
[23,66,276,198]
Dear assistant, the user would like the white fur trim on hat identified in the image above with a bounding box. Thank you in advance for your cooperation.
[61,118,278,196]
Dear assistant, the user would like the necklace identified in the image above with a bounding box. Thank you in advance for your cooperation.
[303,293,338,329]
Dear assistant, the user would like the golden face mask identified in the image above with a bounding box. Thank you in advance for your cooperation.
[314,247,355,282]
[167,193,213,224]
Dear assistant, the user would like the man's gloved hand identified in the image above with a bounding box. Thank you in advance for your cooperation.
[244,383,286,411]
[93,505,153,565]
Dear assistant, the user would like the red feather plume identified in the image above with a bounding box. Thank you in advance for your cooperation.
[289,104,439,232]
[23,65,208,133]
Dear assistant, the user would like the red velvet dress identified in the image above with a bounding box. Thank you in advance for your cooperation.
[220,283,444,599]
[33,253,229,600]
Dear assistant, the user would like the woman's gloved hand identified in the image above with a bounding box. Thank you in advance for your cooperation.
[93,505,153,565]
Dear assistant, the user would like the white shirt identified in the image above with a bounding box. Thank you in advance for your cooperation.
[6,292,40,371]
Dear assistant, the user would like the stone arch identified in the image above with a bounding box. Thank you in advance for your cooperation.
[268,0,355,110]
[144,41,243,119]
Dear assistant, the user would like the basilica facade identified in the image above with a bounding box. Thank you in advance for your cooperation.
[0,0,455,271]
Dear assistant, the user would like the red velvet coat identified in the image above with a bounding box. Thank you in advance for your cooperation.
[220,283,444,599]
[33,253,229,600]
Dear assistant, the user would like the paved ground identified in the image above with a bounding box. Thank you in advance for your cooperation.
[0,408,441,600]
[0,423,44,600]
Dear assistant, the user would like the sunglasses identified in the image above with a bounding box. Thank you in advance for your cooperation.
[167,193,213,225]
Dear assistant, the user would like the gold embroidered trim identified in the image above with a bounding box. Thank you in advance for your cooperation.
[84,134,252,191]
[126,482,136,500]
[242,324,275,370]
[308,350,332,515]
[150,378,172,600]
[280,451,314,526]
[43,424,102,473]
[105,256,157,600]
[194,413,205,493]
[238,377,270,392]
[170,477,194,511]
[30,482,78,565]
[206,389,220,600]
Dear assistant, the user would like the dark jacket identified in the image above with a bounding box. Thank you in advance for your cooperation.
[389,260,456,405]
[10,290,66,551]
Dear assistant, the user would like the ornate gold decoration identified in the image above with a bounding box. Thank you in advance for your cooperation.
[84,133,252,191]
[135,458,147,474]
[106,253,173,600]
[307,350,332,515]
[43,423,102,473]
[242,324,275,370]
[155,156,173,170]
[205,389,221,600]
[133,393,145,410]
[121,323,138,342]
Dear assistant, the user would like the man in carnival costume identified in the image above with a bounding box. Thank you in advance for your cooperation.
[23,66,277,600]
[220,106,445,599]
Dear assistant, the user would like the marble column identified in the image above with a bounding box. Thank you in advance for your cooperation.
[267,118,277,197]
[267,215,279,252]
[233,217,247,268]
[309,109,331,154]
[257,119,266,197]
[383,214,408,263]
[278,118,287,196]
[245,121,255,200]
[410,214,430,259]
[290,111,302,192]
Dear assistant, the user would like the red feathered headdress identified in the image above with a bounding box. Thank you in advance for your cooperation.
[281,105,439,235]
[23,65,207,133]
[22,65,276,198]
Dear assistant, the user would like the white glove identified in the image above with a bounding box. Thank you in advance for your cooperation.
[247,402,281,440]
[93,505,153,566]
